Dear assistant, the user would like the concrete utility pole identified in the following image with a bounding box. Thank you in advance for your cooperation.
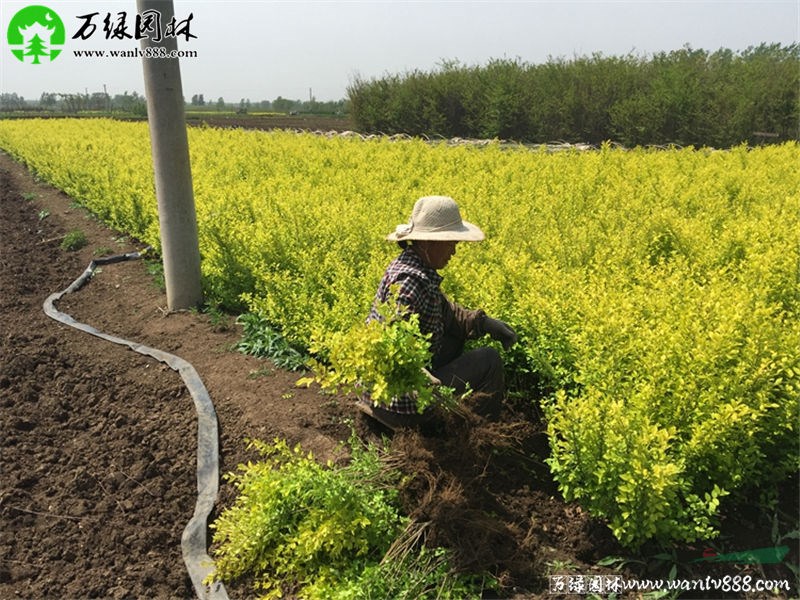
[138,0,203,311]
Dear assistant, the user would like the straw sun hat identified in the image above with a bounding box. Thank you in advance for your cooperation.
[386,196,485,242]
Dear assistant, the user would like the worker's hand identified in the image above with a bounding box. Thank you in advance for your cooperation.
[484,317,518,350]
[422,367,442,387]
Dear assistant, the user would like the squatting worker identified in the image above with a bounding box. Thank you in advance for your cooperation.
[360,195,517,430]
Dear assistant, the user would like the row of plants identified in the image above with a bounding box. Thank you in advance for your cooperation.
[0,119,797,555]
[347,44,800,147]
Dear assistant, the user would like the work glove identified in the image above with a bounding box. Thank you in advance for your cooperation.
[422,367,442,387]
[483,317,518,350]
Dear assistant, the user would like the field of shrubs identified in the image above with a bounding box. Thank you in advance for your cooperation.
[1,118,797,558]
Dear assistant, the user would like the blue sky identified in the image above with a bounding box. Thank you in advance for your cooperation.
[1,1,798,102]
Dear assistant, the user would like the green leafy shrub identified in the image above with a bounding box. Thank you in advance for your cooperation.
[143,257,165,291]
[306,299,437,411]
[207,437,490,599]
[207,437,404,598]
[235,312,307,370]
[60,229,87,251]
[544,259,799,548]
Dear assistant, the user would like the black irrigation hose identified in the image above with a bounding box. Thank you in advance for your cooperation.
[43,250,228,600]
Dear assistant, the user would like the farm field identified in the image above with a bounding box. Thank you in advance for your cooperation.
[1,118,798,597]
[0,147,633,599]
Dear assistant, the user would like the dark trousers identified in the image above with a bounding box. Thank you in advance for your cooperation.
[432,346,505,419]
[367,344,505,429]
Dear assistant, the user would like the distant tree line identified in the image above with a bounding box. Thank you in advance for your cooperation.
[1,91,348,117]
[347,44,800,147]
[189,94,349,115]
[0,91,147,115]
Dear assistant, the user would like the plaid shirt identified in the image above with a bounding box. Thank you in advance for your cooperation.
[368,247,446,356]
[367,248,485,413]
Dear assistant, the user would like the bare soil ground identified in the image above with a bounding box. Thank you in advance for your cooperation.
[1,146,797,600]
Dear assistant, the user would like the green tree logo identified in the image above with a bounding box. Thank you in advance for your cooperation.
[7,5,65,64]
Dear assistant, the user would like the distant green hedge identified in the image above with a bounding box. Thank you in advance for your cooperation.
[347,44,799,147]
